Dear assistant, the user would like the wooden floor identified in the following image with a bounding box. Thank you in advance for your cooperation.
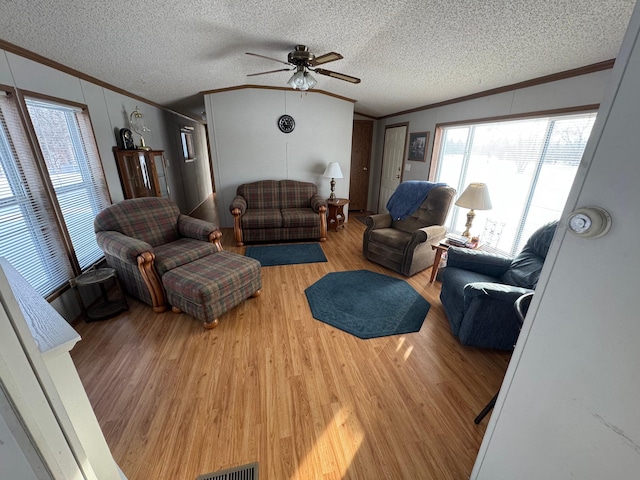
[71,210,510,480]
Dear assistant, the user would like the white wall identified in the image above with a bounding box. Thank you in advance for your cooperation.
[205,88,355,227]
[0,390,43,480]
[473,3,640,478]
[369,69,613,212]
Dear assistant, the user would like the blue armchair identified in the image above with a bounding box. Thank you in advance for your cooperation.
[440,221,558,350]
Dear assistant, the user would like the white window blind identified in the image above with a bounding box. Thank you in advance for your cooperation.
[26,98,111,270]
[435,112,597,255]
[0,91,73,296]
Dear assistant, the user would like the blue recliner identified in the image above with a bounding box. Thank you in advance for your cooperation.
[440,221,558,350]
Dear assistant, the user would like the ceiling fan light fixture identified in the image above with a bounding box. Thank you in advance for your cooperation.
[288,68,317,91]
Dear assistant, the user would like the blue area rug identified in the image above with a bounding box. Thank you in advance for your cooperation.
[305,270,430,339]
[245,243,327,267]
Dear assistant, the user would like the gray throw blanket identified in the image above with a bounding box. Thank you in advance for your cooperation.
[386,181,446,220]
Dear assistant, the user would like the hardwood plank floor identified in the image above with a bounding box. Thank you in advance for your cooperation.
[70,213,510,480]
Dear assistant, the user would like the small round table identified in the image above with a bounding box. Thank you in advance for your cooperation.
[327,198,350,231]
[71,268,129,322]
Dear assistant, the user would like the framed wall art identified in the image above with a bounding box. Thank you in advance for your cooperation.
[407,131,429,162]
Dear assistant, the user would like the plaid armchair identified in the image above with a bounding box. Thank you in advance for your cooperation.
[230,180,327,246]
[94,197,222,312]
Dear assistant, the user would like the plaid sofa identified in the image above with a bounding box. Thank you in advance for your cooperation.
[94,197,223,312]
[229,180,328,246]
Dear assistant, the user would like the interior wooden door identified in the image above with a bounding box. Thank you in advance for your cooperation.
[349,120,374,211]
[378,124,408,213]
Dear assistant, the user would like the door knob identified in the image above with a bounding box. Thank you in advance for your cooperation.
[363,167,368,171]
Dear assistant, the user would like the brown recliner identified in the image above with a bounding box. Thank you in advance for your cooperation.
[362,185,456,277]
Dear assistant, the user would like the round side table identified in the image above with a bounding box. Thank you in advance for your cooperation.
[70,268,129,322]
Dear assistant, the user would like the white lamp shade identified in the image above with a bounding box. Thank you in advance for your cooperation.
[323,162,343,179]
[455,183,492,210]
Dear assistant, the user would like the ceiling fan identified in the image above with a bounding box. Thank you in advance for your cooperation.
[246,45,361,91]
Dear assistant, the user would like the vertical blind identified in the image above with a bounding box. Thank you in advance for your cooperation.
[0,91,74,295]
[434,111,597,255]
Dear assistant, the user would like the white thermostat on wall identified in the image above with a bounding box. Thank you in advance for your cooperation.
[568,206,612,239]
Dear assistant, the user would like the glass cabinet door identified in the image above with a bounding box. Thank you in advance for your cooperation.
[114,148,162,199]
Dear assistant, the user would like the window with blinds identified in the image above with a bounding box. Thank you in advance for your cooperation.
[434,111,597,255]
[0,90,74,296]
[25,98,111,271]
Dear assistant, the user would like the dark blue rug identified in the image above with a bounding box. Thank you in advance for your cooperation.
[305,270,430,339]
[245,243,327,267]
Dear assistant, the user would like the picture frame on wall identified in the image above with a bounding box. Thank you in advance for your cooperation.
[407,131,429,162]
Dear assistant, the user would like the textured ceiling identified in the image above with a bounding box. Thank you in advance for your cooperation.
[0,0,636,119]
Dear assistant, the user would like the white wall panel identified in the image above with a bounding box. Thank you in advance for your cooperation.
[6,52,83,103]
[286,91,354,199]
[80,80,124,202]
[433,91,515,125]
[0,50,14,86]
[0,396,41,480]
[511,69,612,113]
[206,88,354,227]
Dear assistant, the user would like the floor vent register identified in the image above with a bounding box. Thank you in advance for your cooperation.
[196,462,258,480]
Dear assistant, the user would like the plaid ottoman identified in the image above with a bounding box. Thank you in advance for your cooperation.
[162,251,262,328]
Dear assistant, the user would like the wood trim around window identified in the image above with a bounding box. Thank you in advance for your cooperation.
[15,90,84,275]
[434,104,600,130]
[16,89,114,276]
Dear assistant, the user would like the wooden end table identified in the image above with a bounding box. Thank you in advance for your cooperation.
[430,243,450,283]
[429,241,482,283]
[327,198,349,231]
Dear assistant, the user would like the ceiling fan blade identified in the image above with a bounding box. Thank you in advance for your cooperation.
[246,52,291,66]
[309,52,343,66]
[314,68,361,84]
[247,68,293,77]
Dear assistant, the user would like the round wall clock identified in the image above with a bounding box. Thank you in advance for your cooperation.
[278,114,295,133]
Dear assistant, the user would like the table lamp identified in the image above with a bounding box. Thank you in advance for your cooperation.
[455,183,492,238]
[323,162,343,201]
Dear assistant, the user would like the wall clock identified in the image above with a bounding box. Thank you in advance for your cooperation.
[278,114,295,133]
